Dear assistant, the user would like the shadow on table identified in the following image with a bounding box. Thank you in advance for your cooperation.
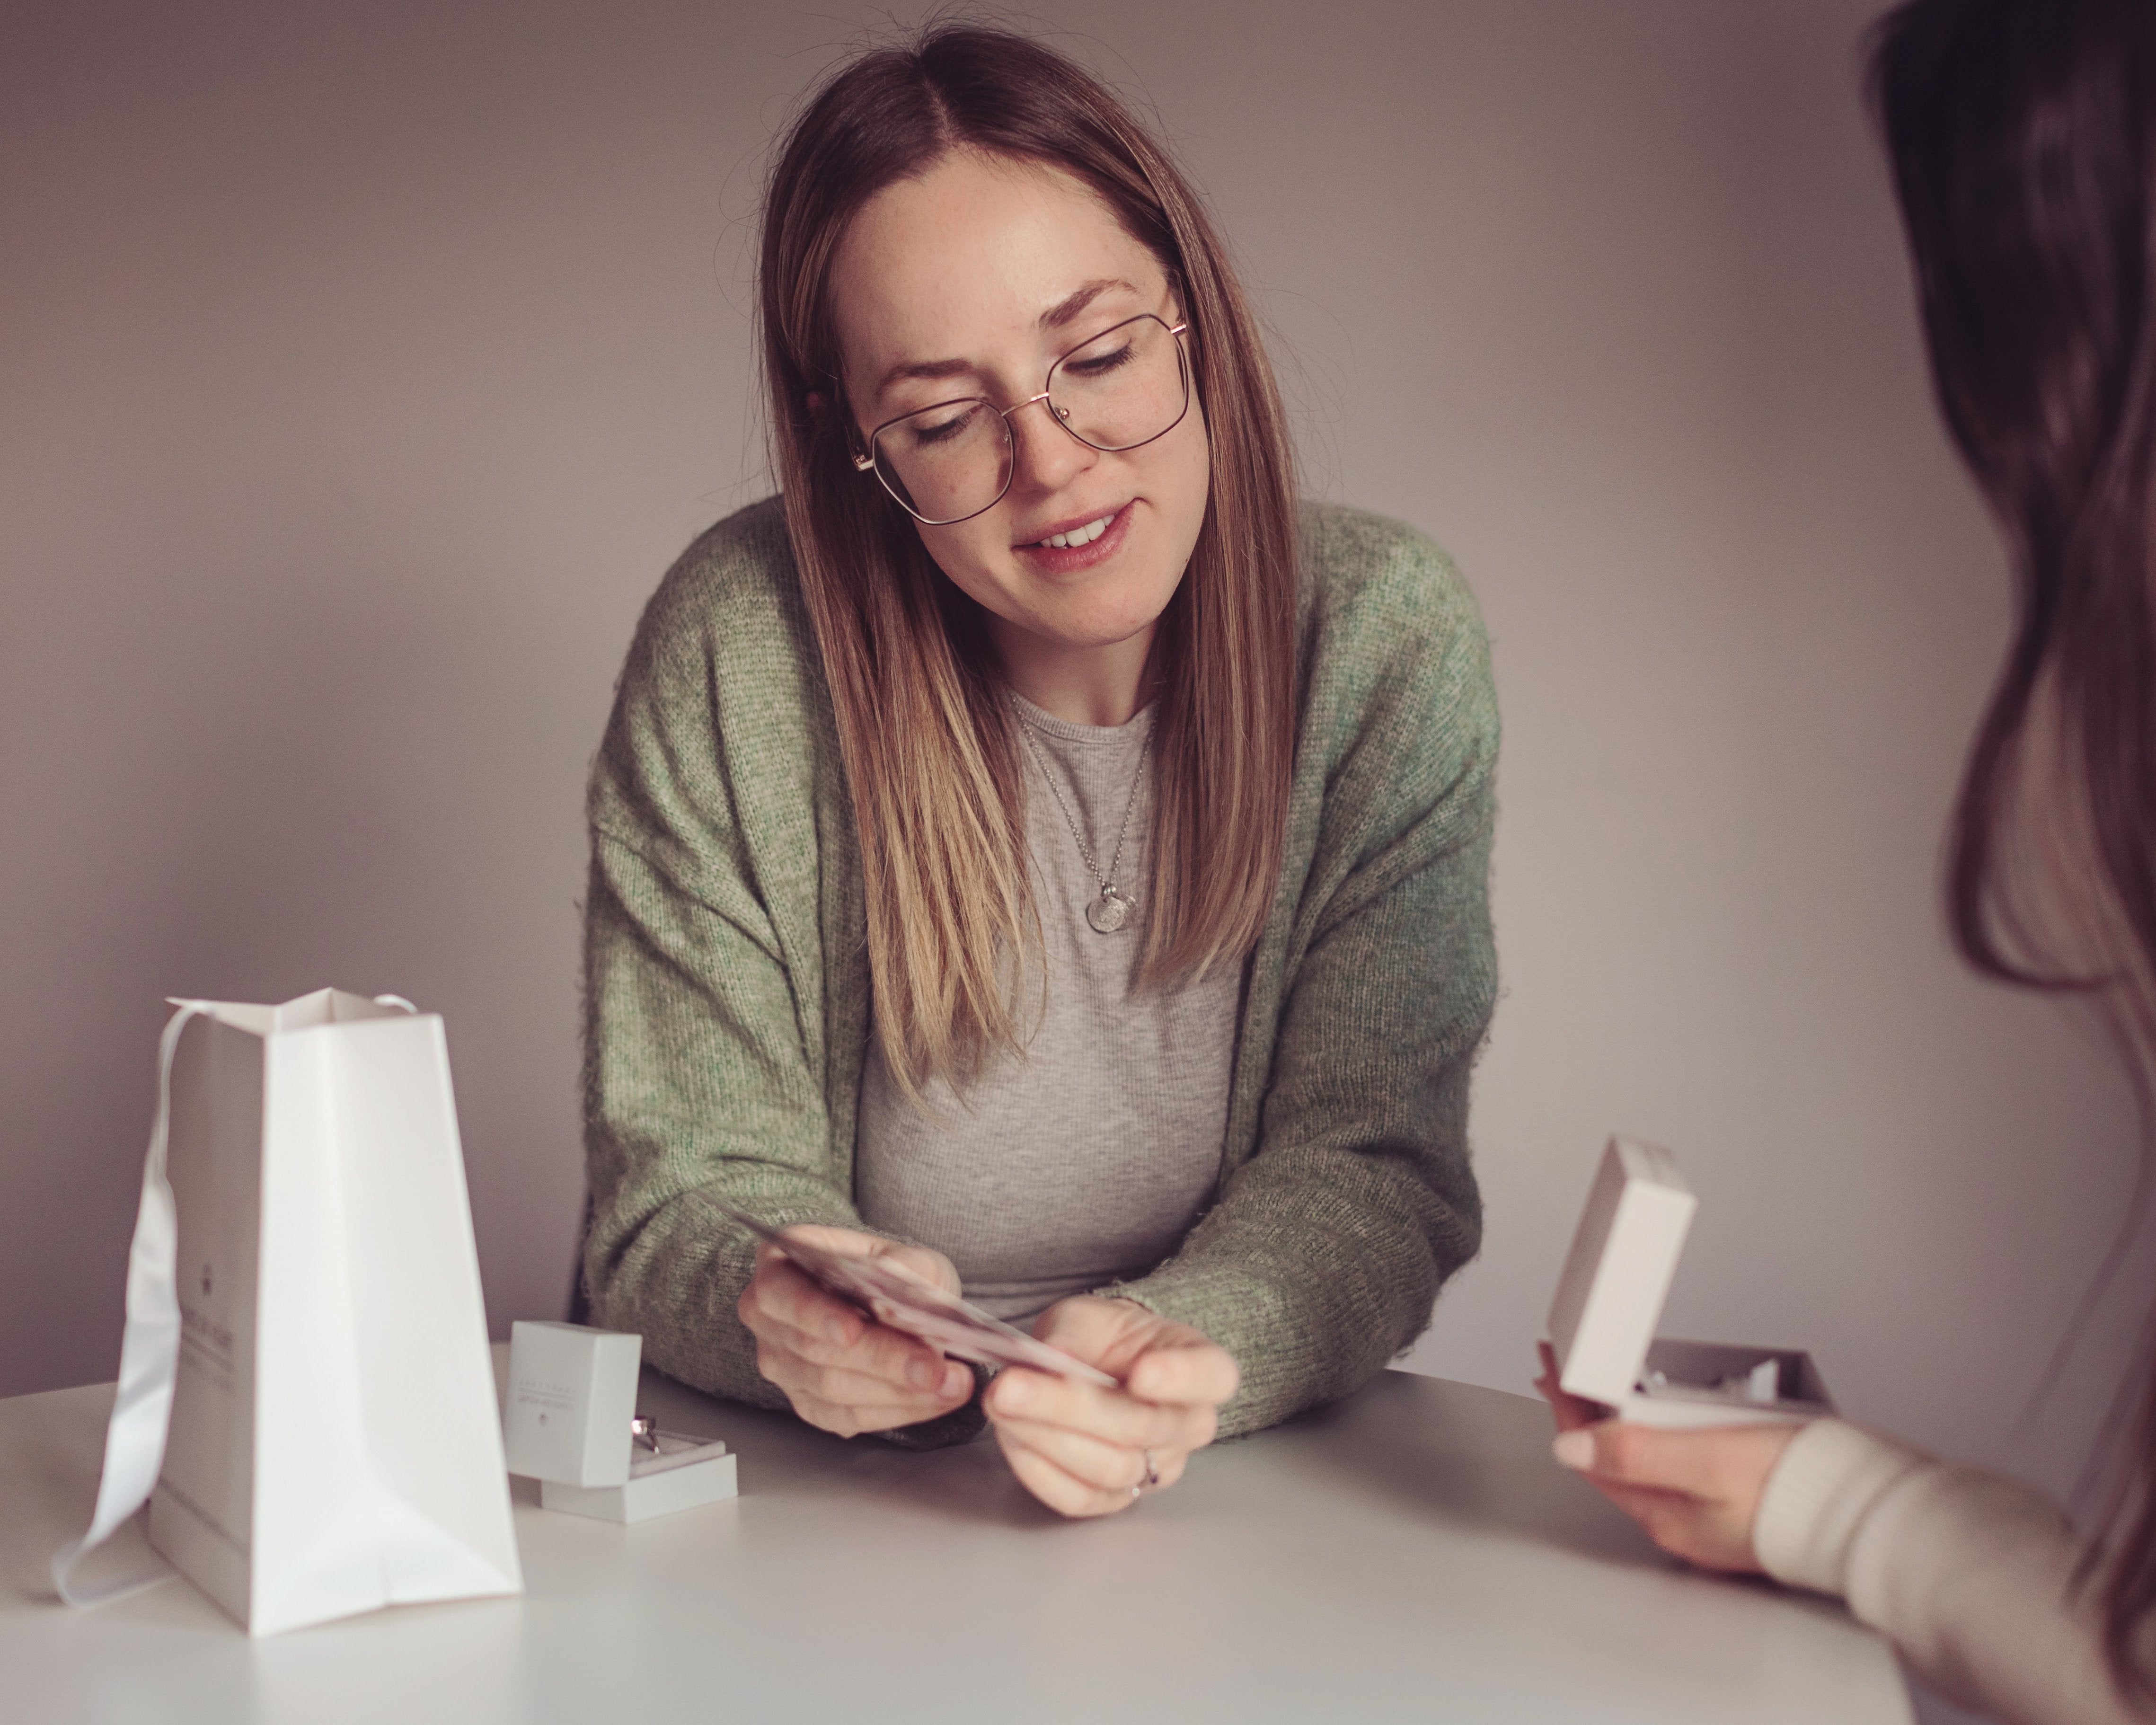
[2,1392,107,1606]
[636,1366,1059,1532]
[1281,1370,1766,1579]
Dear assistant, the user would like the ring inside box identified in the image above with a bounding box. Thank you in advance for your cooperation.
[1632,1340,1831,1416]
[628,1431,730,1478]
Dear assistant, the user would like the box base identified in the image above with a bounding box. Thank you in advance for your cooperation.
[539,1445,736,1523]
[1610,1390,1820,1428]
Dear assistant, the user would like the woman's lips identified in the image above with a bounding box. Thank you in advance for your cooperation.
[1013,500,1134,574]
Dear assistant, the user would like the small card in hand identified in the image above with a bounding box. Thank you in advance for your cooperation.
[722,1206,1117,1388]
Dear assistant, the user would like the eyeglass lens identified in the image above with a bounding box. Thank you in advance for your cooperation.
[869,315,1188,526]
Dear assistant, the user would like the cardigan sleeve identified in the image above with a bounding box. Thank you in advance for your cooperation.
[1753,1420,2147,1725]
[1105,520,1499,1437]
[579,519,864,1410]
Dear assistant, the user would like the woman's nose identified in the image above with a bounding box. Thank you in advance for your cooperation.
[1007,395,1094,495]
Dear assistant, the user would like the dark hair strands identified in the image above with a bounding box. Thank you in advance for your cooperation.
[755,26,1298,1098]
[1871,0,2156,1696]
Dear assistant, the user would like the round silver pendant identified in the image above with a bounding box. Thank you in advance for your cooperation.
[1087,890,1132,934]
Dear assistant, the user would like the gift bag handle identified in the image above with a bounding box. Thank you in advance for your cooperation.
[50,1002,206,1606]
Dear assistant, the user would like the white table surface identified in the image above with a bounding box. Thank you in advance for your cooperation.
[3,1357,1911,1723]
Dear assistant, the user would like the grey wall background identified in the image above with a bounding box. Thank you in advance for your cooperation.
[5,4,2150,1707]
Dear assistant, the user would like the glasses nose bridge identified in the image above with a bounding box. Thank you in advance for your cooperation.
[1000,388,1089,493]
[999,389,1062,430]
[999,387,1081,468]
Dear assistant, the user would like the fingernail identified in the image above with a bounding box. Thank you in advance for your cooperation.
[941,1362,971,1399]
[1552,1430,1594,1470]
[907,1357,936,1391]
[998,1376,1030,1411]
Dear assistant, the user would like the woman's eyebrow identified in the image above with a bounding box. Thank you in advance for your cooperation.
[872,279,1143,401]
[875,356,978,400]
[1041,277,1139,330]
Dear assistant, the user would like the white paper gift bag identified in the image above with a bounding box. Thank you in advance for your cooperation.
[52,989,522,1635]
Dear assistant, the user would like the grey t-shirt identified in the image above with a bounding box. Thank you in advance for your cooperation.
[855,694,1244,1327]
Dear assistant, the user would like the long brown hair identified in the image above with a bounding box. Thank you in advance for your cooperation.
[758,27,1299,1097]
[1871,0,2156,1694]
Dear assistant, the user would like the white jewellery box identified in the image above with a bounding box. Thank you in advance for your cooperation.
[1546,1137,1833,1428]
[503,1320,737,1523]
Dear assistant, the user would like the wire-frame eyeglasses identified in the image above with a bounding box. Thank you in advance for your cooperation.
[852,313,1191,527]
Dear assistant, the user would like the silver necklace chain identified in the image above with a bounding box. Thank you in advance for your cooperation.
[1014,713,1152,934]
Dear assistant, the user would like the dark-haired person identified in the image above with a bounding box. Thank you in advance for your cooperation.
[578,28,1497,1517]
[1538,2,2156,1719]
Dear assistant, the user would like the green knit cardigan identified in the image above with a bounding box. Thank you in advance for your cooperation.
[581,495,1498,1439]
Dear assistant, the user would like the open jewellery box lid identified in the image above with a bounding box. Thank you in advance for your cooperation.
[1546,1136,1699,1407]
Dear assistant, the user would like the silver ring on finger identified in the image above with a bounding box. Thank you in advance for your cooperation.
[1130,1447,1162,1499]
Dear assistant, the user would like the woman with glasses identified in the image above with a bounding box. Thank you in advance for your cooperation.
[1541,3,2156,1718]
[579,26,1497,1517]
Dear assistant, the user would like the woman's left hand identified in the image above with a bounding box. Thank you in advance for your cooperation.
[982,1296,1238,1518]
[1534,1341,1802,1573]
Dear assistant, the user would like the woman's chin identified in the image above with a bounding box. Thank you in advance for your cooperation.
[1019,609,1166,656]
[1028,573,1185,642]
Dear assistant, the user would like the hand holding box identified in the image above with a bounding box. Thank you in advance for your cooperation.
[1547,1138,1833,1428]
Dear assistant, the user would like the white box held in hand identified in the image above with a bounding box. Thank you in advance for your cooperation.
[1547,1137,1833,1428]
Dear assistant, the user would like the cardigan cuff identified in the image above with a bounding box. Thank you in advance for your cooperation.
[1753,1417,1934,1597]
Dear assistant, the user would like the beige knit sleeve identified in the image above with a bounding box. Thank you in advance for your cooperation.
[1753,1419,2146,1724]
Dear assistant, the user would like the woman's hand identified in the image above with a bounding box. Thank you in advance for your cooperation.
[736,1226,976,1436]
[1534,1340,1801,1573]
[982,1296,1239,1518]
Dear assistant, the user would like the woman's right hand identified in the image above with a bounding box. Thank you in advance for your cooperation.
[1534,1341,1799,1573]
[736,1225,976,1436]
